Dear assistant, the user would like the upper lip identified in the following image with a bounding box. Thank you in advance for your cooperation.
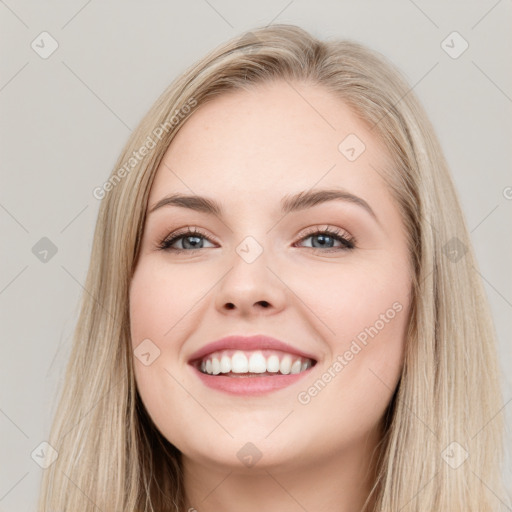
[188,335,318,364]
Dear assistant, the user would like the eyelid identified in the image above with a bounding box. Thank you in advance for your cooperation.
[297,224,355,243]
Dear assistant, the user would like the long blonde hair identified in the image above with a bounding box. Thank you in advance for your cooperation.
[37,24,506,511]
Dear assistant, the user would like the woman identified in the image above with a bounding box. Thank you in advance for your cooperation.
[37,24,507,511]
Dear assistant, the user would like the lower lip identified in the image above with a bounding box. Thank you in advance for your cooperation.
[190,364,313,396]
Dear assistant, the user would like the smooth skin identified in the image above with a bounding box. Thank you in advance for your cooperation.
[129,80,412,512]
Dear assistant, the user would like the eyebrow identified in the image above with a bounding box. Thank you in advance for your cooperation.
[148,188,379,224]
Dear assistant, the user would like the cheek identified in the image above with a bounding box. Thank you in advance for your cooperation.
[290,256,410,424]
[128,261,196,437]
[287,254,410,341]
[128,261,191,377]
[301,303,408,436]
[129,260,203,346]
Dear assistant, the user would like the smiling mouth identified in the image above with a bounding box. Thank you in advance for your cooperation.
[191,349,317,377]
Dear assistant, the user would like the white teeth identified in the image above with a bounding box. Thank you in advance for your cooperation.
[198,349,314,376]
[267,354,280,373]
[248,352,267,373]
[220,355,231,373]
[290,359,302,374]
[280,355,292,374]
[231,351,249,373]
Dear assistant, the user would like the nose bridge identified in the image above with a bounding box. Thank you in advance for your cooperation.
[226,205,274,265]
[235,234,267,265]
[214,231,286,314]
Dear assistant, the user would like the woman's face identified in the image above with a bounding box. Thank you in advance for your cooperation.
[129,80,412,474]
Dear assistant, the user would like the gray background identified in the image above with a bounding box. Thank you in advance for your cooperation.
[1,1,511,509]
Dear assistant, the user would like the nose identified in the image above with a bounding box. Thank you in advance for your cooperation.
[214,244,287,316]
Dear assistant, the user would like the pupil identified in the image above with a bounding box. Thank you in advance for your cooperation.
[184,235,202,249]
[313,234,333,248]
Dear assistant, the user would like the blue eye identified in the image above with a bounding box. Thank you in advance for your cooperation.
[297,226,355,251]
[158,227,214,252]
[158,226,355,253]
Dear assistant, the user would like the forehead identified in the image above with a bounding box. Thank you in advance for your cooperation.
[149,81,392,207]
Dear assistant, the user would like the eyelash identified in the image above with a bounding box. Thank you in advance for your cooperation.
[157,225,356,253]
